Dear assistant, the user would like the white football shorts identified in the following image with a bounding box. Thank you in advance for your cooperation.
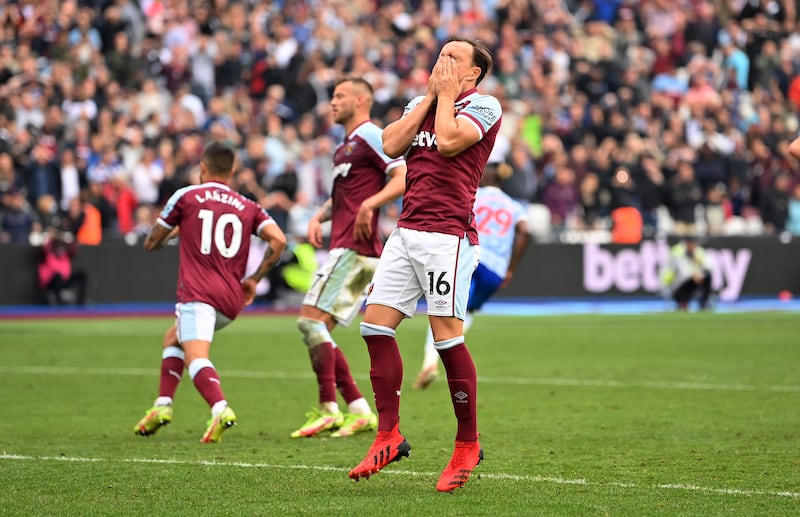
[302,247,379,326]
[175,301,232,343]
[366,227,479,319]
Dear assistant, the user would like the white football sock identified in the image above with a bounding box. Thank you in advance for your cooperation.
[320,401,340,414]
[464,312,474,333]
[347,397,371,415]
[211,400,228,418]
[422,324,438,369]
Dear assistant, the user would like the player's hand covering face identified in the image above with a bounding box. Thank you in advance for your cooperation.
[433,55,460,99]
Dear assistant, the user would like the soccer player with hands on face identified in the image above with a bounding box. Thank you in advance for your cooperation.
[348,36,502,492]
[133,141,287,443]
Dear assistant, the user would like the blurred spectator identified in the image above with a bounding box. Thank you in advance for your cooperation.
[577,172,610,231]
[84,181,116,239]
[66,194,103,246]
[129,147,164,207]
[634,153,666,236]
[35,194,61,234]
[1,188,35,243]
[58,148,84,212]
[608,167,643,244]
[667,161,704,236]
[37,230,87,306]
[719,29,750,91]
[684,1,721,57]
[660,237,714,311]
[541,165,580,235]
[0,152,20,198]
[704,182,729,236]
[103,171,138,236]
[124,204,155,246]
[786,183,800,236]
[760,173,792,235]
[24,144,60,209]
[105,31,139,91]
[0,0,798,252]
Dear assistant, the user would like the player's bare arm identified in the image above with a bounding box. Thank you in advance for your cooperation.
[250,223,287,279]
[242,223,288,306]
[307,198,333,248]
[143,224,178,251]
[503,220,530,288]
[434,56,482,157]
[353,164,407,241]
[382,96,436,158]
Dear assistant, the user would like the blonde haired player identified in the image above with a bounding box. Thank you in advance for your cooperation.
[290,77,407,439]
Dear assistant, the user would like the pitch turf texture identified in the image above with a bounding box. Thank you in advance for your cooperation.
[1,312,798,516]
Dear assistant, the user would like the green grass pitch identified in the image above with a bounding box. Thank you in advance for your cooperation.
[1,312,799,515]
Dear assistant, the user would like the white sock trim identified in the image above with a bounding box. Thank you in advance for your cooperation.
[320,401,340,414]
[211,400,228,418]
[360,322,396,337]
[433,336,465,351]
[162,346,185,360]
[297,317,333,348]
[464,312,474,333]
[188,358,214,380]
[347,397,372,415]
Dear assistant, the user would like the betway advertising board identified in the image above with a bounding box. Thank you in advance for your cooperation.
[0,238,798,304]
[498,238,800,301]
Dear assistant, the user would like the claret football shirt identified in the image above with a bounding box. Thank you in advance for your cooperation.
[158,181,275,319]
[397,89,502,245]
[329,121,405,257]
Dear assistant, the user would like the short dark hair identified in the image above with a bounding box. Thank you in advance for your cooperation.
[202,141,235,176]
[334,76,374,95]
[447,36,493,85]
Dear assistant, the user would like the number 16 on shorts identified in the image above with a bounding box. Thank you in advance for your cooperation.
[368,228,478,320]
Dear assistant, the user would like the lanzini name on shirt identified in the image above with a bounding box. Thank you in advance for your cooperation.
[194,190,245,211]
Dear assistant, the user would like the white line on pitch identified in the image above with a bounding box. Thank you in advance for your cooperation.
[1,453,797,499]
[1,365,798,393]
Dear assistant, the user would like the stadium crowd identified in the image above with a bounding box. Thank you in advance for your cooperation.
[3,0,800,251]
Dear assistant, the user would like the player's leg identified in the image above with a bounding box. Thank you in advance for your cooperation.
[697,272,713,309]
[413,323,440,389]
[293,249,376,438]
[134,322,181,436]
[349,230,419,479]
[156,324,183,406]
[349,304,410,479]
[330,254,381,437]
[425,234,483,492]
[460,263,503,340]
[413,263,498,389]
[672,279,694,311]
[177,302,236,443]
[293,305,345,437]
